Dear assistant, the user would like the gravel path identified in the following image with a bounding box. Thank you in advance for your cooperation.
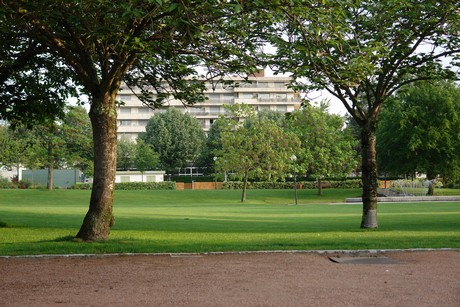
[1,250,459,306]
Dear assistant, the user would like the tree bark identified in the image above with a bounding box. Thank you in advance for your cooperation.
[47,137,53,191]
[241,171,248,202]
[76,93,117,241]
[360,125,378,229]
[317,178,323,196]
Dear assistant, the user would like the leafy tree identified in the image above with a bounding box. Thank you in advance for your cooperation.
[4,107,93,190]
[2,1,262,240]
[286,102,359,195]
[134,139,160,182]
[0,125,30,177]
[117,137,136,171]
[199,118,233,175]
[377,81,460,186]
[141,108,206,171]
[61,106,93,177]
[263,0,460,228]
[216,114,300,202]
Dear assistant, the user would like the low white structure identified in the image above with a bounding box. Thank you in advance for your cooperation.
[0,165,24,181]
[115,171,165,183]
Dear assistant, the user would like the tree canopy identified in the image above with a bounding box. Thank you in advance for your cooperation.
[286,102,359,195]
[141,108,206,171]
[1,1,263,240]
[262,0,460,228]
[215,106,300,202]
[377,81,460,183]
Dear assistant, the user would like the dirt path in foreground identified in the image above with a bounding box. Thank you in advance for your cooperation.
[0,251,459,306]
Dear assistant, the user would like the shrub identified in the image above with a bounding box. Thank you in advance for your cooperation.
[221,179,362,190]
[69,183,92,190]
[115,181,176,190]
[70,182,176,190]
[0,177,14,189]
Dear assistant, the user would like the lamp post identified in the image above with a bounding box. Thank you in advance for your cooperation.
[290,154,298,205]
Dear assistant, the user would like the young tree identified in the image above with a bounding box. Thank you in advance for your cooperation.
[134,139,160,182]
[61,106,93,177]
[217,116,300,202]
[141,108,206,171]
[2,1,262,240]
[264,0,460,228]
[117,137,136,171]
[377,81,460,185]
[286,102,359,195]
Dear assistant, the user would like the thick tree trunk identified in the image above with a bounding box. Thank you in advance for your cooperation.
[76,93,118,241]
[360,126,378,229]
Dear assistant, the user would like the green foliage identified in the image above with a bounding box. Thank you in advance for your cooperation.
[61,106,93,176]
[261,0,460,227]
[69,183,93,190]
[134,139,160,173]
[70,182,176,190]
[2,1,266,239]
[216,115,300,201]
[0,177,14,189]
[221,179,362,190]
[286,103,359,179]
[142,108,206,170]
[114,182,176,190]
[117,136,136,171]
[377,81,460,182]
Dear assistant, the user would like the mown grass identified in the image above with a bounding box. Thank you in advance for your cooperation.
[0,188,459,256]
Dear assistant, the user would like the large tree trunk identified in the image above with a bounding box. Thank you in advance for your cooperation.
[360,126,378,229]
[76,93,118,241]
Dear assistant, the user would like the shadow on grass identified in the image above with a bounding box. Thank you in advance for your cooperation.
[0,221,13,228]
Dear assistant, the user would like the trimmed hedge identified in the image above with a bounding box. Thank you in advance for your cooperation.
[70,181,176,190]
[221,179,362,190]
[115,182,176,190]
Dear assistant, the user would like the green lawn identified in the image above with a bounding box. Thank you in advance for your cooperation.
[0,188,459,256]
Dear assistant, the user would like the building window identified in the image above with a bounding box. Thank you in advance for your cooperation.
[118,94,131,101]
[239,93,255,99]
[120,108,131,113]
[277,105,287,112]
[119,120,131,126]
[138,107,151,113]
[209,106,221,113]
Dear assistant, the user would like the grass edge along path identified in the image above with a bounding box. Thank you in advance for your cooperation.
[0,189,459,256]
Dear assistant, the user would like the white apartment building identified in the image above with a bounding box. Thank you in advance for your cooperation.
[116,72,301,140]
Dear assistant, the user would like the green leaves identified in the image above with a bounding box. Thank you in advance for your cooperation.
[286,102,358,179]
[141,108,206,170]
[377,81,460,182]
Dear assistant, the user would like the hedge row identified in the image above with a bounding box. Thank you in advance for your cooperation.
[221,179,362,190]
[70,181,176,190]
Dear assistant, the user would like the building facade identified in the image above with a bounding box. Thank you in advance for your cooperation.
[116,72,301,140]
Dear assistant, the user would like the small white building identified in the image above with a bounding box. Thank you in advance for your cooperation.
[115,171,165,183]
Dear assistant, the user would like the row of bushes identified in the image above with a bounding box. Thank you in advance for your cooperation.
[70,181,176,190]
[221,179,363,190]
[0,177,37,189]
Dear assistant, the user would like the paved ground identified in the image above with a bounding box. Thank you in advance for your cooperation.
[0,250,459,306]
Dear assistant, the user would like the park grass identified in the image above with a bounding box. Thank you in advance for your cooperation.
[0,188,459,256]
